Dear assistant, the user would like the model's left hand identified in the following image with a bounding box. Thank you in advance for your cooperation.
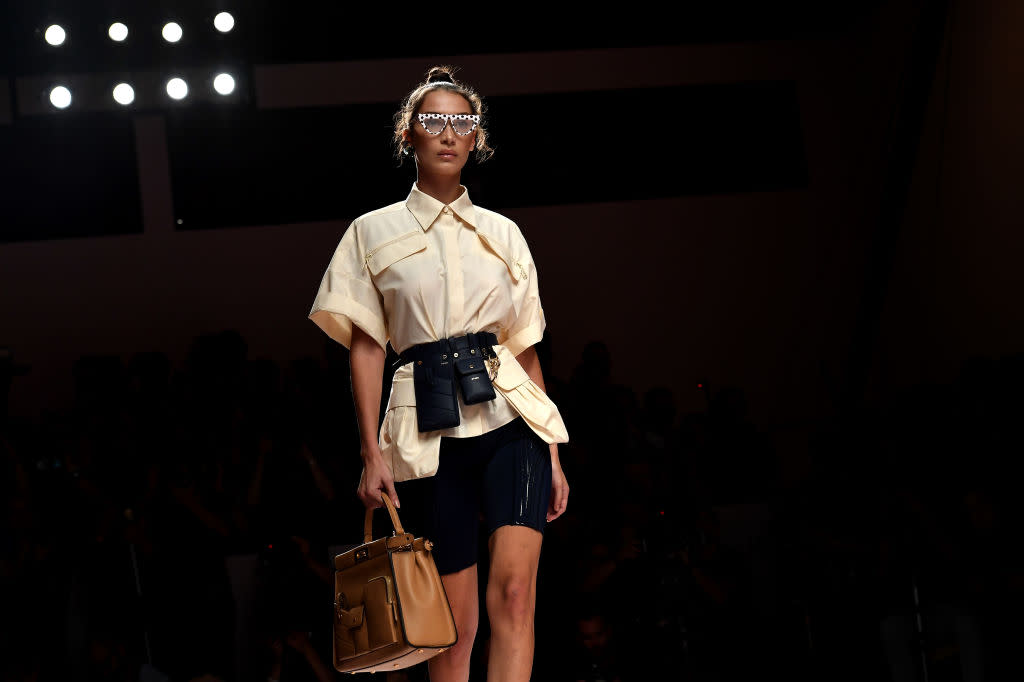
[547,446,569,522]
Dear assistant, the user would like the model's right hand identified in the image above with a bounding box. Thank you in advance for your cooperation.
[358,448,400,510]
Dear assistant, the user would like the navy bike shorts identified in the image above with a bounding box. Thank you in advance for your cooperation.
[394,416,552,575]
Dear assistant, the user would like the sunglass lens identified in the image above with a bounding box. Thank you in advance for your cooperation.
[452,118,477,135]
[421,115,447,134]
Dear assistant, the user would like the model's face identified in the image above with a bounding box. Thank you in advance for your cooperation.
[404,89,477,178]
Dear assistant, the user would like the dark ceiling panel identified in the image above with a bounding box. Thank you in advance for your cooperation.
[0,112,142,243]
[1,2,876,75]
[167,81,807,230]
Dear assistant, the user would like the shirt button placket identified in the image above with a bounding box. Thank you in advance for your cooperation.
[442,209,464,336]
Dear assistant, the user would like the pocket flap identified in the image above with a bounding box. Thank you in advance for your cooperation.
[454,356,487,375]
[338,604,364,629]
[365,231,428,276]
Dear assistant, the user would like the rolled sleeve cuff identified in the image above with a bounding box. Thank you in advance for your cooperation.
[502,320,544,358]
[309,292,387,352]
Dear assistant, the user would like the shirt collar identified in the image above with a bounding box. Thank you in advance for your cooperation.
[404,182,521,282]
[405,182,478,232]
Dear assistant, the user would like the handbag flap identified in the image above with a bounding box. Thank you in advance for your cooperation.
[334,534,420,571]
[334,538,388,571]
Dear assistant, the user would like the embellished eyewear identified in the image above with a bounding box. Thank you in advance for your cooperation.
[416,113,480,136]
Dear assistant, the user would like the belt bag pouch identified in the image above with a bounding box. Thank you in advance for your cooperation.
[412,358,460,432]
[454,355,496,405]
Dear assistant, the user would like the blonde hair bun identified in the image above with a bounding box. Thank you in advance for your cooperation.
[426,66,456,84]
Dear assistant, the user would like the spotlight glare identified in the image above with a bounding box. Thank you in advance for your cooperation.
[50,86,72,109]
[213,73,236,95]
[166,78,188,100]
[109,22,129,42]
[213,12,235,33]
[162,22,183,43]
[44,25,67,46]
[113,83,135,105]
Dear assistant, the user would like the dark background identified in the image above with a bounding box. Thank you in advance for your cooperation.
[2,1,1021,680]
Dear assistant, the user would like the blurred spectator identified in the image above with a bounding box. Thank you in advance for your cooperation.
[3,333,1022,681]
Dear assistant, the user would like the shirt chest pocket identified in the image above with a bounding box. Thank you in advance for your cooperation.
[364,231,428,277]
[476,232,525,284]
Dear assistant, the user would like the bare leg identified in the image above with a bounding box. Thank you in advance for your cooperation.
[428,564,479,682]
[485,526,543,682]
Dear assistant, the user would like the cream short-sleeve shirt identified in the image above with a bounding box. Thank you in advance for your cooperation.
[309,182,569,481]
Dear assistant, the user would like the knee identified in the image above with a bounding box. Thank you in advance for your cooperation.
[434,611,476,672]
[486,575,535,627]
[452,608,479,646]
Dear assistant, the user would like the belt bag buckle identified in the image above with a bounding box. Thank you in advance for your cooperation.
[453,348,497,405]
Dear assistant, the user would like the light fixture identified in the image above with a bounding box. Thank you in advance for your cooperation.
[213,12,235,33]
[113,83,135,105]
[50,86,72,109]
[44,25,67,46]
[166,77,188,100]
[109,22,129,42]
[162,22,183,43]
[213,73,235,95]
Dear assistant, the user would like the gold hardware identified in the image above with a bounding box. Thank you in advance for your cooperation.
[485,355,501,381]
[355,548,369,562]
[417,360,423,365]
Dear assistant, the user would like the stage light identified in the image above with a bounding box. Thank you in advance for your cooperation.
[166,77,188,100]
[113,83,135,105]
[44,25,67,46]
[109,22,129,42]
[49,86,72,109]
[162,22,183,43]
[214,12,235,33]
[213,73,235,95]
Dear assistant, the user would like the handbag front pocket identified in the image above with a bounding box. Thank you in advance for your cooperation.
[454,356,496,405]
[363,576,401,650]
[334,591,368,657]
[335,577,401,658]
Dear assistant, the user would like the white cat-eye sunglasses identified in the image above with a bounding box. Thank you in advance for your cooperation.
[416,113,480,136]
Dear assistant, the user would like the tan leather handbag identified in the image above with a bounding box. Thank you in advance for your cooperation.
[332,493,458,674]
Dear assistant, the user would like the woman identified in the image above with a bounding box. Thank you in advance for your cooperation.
[309,66,569,681]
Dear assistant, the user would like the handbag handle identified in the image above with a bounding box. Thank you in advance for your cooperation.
[363,492,406,544]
